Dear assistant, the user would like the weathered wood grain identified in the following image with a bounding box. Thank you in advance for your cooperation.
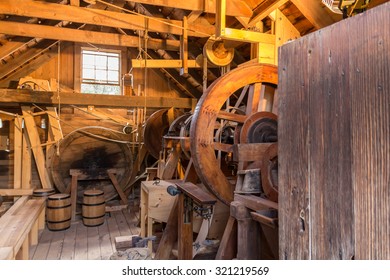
[349,5,390,259]
[279,2,390,259]
[278,35,310,259]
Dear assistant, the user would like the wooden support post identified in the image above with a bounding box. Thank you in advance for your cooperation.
[108,171,128,205]
[157,157,165,179]
[162,143,181,180]
[22,106,51,189]
[22,129,32,189]
[146,210,153,251]
[15,238,29,260]
[29,220,39,246]
[154,197,179,260]
[230,201,260,259]
[46,107,63,161]
[70,173,78,221]
[216,216,237,259]
[124,144,147,196]
[13,117,23,190]
[178,193,193,260]
[38,206,45,231]
[180,16,188,75]
[216,0,227,38]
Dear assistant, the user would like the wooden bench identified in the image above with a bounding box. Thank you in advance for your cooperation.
[0,196,45,260]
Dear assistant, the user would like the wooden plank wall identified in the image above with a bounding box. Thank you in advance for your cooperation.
[29,43,183,98]
[29,44,75,90]
[278,3,389,259]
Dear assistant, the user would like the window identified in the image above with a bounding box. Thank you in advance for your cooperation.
[81,49,121,95]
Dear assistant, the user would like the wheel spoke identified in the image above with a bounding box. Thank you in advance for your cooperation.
[233,84,250,111]
[259,84,276,112]
[246,83,263,115]
[213,142,233,153]
[217,110,247,123]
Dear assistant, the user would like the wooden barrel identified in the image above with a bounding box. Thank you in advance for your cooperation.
[46,193,71,231]
[33,188,56,200]
[82,189,105,227]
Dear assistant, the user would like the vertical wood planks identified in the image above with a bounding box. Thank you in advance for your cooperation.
[278,2,390,259]
[278,36,310,259]
[307,23,354,260]
[349,6,390,259]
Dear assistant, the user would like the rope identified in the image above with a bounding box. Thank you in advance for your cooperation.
[143,17,148,123]
[57,41,61,156]
[62,126,133,144]
[32,104,134,144]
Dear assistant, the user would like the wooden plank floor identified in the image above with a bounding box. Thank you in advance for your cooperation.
[30,203,140,260]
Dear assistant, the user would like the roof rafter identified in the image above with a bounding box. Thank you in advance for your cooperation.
[0,0,213,37]
[0,21,180,50]
[124,0,253,17]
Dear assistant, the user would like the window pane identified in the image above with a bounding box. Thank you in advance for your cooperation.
[108,57,119,70]
[108,70,119,82]
[95,55,107,68]
[83,54,95,67]
[82,68,95,80]
[96,70,107,81]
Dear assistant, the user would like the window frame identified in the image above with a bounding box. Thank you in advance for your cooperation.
[74,44,128,95]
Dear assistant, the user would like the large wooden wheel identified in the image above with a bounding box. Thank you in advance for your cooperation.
[190,64,278,205]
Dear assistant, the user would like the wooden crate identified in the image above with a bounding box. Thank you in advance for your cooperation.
[278,3,389,259]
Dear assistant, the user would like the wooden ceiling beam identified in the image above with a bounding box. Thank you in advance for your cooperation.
[131,59,202,68]
[0,21,180,51]
[124,0,253,17]
[0,89,196,109]
[0,42,57,80]
[248,0,289,27]
[290,0,335,29]
[0,0,213,37]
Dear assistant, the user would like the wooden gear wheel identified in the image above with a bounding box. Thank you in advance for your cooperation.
[203,37,234,66]
[240,111,277,144]
[190,64,278,205]
[143,108,183,159]
[261,143,278,203]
